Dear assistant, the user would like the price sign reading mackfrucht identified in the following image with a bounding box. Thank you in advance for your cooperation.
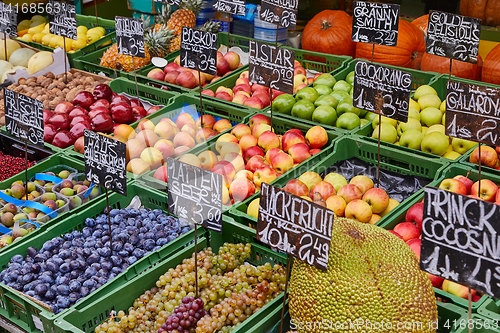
[84,130,127,196]
[260,0,298,29]
[420,187,500,298]
[213,0,246,16]
[115,16,145,58]
[0,2,17,38]
[446,80,500,146]
[180,27,217,76]
[352,1,400,46]
[257,183,334,271]
[426,11,481,63]
[249,40,294,94]
[353,60,411,122]
[167,158,223,233]
[4,88,44,147]
[48,0,77,40]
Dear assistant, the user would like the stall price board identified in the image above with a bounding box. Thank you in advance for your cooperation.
[260,0,298,29]
[352,1,400,46]
[115,16,145,58]
[0,1,17,38]
[154,0,180,4]
[213,0,246,16]
[48,0,77,40]
[180,27,217,76]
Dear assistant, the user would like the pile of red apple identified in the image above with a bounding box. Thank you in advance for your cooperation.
[146,51,242,89]
[44,84,162,149]
[468,145,500,170]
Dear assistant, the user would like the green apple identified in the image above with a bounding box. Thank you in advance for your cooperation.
[313,84,332,96]
[421,126,428,136]
[397,118,422,137]
[371,122,398,143]
[312,105,337,125]
[408,107,420,121]
[295,87,319,103]
[314,94,339,108]
[336,97,360,116]
[399,129,424,150]
[336,112,360,130]
[330,90,350,103]
[420,107,442,127]
[364,112,377,122]
[313,73,336,88]
[409,98,420,111]
[291,99,316,120]
[358,108,367,118]
[442,151,461,160]
[272,93,296,115]
[333,80,351,93]
[323,172,348,192]
[360,118,370,127]
[418,93,442,110]
[442,113,445,125]
[345,71,355,85]
[414,84,438,100]
[440,100,446,113]
[372,115,398,129]
[421,131,449,156]
[451,138,478,154]
[426,124,445,135]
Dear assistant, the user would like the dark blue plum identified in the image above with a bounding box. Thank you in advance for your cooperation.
[97,247,111,257]
[68,292,80,303]
[127,256,138,265]
[10,254,23,264]
[56,296,70,309]
[82,227,92,238]
[143,239,156,251]
[118,250,128,257]
[69,260,80,271]
[69,280,81,292]
[84,266,98,279]
[86,253,100,264]
[46,261,58,273]
[69,270,81,280]
[100,261,112,271]
[62,241,72,249]
[25,290,36,298]
[44,288,56,301]
[59,262,70,274]
[34,283,49,296]
[84,217,96,227]
[79,286,90,297]
[63,233,74,241]
[156,238,169,246]
[26,247,38,258]
[111,267,122,275]
[110,256,122,267]
[111,242,123,252]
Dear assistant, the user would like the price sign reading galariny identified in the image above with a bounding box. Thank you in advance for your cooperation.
[180,27,218,76]
[213,0,246,16]
[352,1,400,46]
[0,2,17,38]
[115,16,145,58]
[48,0,77,40]
[260,0,298,29]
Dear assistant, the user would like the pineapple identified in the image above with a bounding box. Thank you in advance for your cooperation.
[167,0,203,52]
[199,19,221,33]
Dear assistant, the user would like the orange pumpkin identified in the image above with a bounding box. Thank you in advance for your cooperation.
[421,52,483,81]
[301,10,356,61]
[460,0,500,27]
[355,19,425,69]
[482,43,500,84]
[412,14,429,35]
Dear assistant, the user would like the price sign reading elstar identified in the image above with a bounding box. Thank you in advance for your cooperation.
[260,0,298,29]
[48,0,77,40]
[445,80,500,146]
[180,27,218,76]
[426,11,481,63]
[249,40,294,94]
[213,0,246,16]
[84,130,127,196]
[0,1,17,38]
[352,1,400,46]
[420,187,500,298]
[353,60,411,122]
[115,16,145,58]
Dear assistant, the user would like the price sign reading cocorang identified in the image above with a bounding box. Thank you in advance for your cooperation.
[213,0,246,16]
[352,1,400,46]
[249,40,294,94]
[353,60,411,122]
[421,187,500,298]
[4,88,44,147]
[84,130,127,196]
[48,0,77,40]
[446,80,500,147]
[0,2,17,38]
[260,0,298,29]
[180,27,217,76]
[115,16,145,58]
[257,183,334,271]
[426,11,481,63]
[167,158,223,233]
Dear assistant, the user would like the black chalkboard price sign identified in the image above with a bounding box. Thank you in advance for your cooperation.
[445,80,500,147]
[420,187,500,298]
[352,1,400,46]
[4,88,44,147]
[48,0,77,40]
[353,60,411,122]
[213,0,246,16]
[249,40,294,94]
[167,158,223,233]
[84,130,127,196]
[153,0,180,4]
[115,16,145,58]
[180,27,218,76]
[257,183,334,271]
[260,0,298,29]
[0,1,17,38]
[426,11,481,63]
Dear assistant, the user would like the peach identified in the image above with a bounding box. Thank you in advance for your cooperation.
[229,177,255,203]
[126,138,146,161]
[136,129,159,147]
[178,153,201,168]
[153,165,169,184]
[136,119,155,131]
[213,118,233,133]
[181,123,197,138]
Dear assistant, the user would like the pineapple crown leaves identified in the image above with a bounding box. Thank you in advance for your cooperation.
[179,0,203,15]
[199,19,222,33]
[144,24,176,57]
[154,3,172,25]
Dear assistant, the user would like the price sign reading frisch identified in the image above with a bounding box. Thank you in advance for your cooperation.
[84,130,127,196]
[4,88,44,147]
[48,0,77,40]
[426,11,481,63]
[260,0,298,29]
[167,158,222,233]
[249,40,294,94]
[213,0,246,16]
[353,60,411,122]
[257,183,334,271]
[446,80,500,146]
[115,16,145,58]
[180,27,217,76]
[352,1,400,46]
[420,187,500,298]
[0,2,18,38]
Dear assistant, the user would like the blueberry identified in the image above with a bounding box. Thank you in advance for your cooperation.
[153,209,162,216]
[156,238,169,246]
[34,283,49,296]
[90,263,101,270]
[69,280,81,292]
[69,260,80,271]
[85,218,96,227]
[92,230,102,238]
[51,305,60,314]
[71,238,84,248]
[108,273,116,280]
[95,241,103,248]
[20,267,31,275]
[123,243,134,253]
[9,263,21,270]
[181,227,191,234]
[153,246,161,251]
[69,270,81,280]
[144,232,155,240]
[118,250,128,257]
[121,263,129,270]
[23,283,33,292]
[25,290,36,298]
[59,263,70,274]
[83,279,95,289]
[10,254,23,264]
[155,231,166,239]
[129,235,139,245]
[111,242,123,252]
[97,269,108,277]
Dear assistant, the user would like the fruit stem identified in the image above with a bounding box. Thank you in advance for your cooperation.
[321,20,331,30]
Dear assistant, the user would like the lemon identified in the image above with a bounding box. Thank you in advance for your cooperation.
[77,25,88,34]
[86,32,101,44]
[72,38,87,51]
[41,33,52,46]
[49,35,62,48]
[87,27,105,37]
[27,24,44,35]
[20,34,33,42]
[31,32,45,43]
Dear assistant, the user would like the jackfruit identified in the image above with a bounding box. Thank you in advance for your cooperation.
[289,217,437,333]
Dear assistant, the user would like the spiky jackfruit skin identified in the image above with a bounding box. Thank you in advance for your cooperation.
[289,217,437,333]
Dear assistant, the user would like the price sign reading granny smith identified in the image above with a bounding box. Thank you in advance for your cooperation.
[352,1,400,46]
[260,0,298,29]
[0,1,17,38]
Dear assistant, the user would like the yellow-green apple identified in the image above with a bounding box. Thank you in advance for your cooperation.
[229,177,255,202]
[178,153,201,168]
[293,74,307,91]
[271,151,294,174]
[224,152,245,172]
[233,83,251,95]
[337,184,363,203]
[195,128,218,144]
[201,89,215,97]
[215,133,238,153]
[245,155,267,172]
[234,169,254,181]
[224,51,241,70]
[310,181,336,200]
[147,68,165,81]
[368,214,381,225]
[281,130,306,152]
[396,118,422,137]
[176,113,195,129]
[212,160,236,183]
[219,142,242,159]
[283,179,309,197]
[140,147,164,169]
[427,273,444,288]
[471,179,498,202]
[451,138,477,155]
[406,238,421,259]
[371,123,398,143]
[154,139,175,160]
[418,93,442,109]
[372,115,398,128]
[442,280,476,299]
[388,230,404,240]
[230,124,251,140]
[439,178,468,195]
[414,84,438,100]
[313,73,336,88]
[173,131,195,149]
[198,150,218,170]
[326,195,347,217]
[469,146,499,168]
[380,198,400,217]
[288,143,312,164]
[305,126,328,149]
[442,151,461,160]
[253,166,279,188]
[252,123,272,138]
[235,76,250,86]
[195,114,216,129]
[258,131,280,152]
[453,175,474,194]
[421,132,449,156]
[323,172,348,192]
[153,165,168,183]
[249,114,271,129]
[265,147,283,164]
[232,93,249,105]
[239,134,258,151]
[243,146,265,164]
[399,129,424,150]
[298,171,322,191]
[345,199,373,223]
[362,187,389,214]
[393,222,420,241]
[349,175,374,195]
[246,197,260,218]
[405,202,424,232]
[174,145,191,157]
[425,124,446,135]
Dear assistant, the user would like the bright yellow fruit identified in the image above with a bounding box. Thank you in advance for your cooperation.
[41,33,53,46]
[414,84,438,100]
[77,25,88,35]
[72,38,87,51]
[246,198,260,219]
[86,32,101,44]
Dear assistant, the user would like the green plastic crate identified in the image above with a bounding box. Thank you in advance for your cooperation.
[478,298,500,325]
[53,216,287,333]
[72,46,124,79]
[229,134,449,229]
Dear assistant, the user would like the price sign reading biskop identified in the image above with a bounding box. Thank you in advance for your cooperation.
[353,60,412,122]
[426,11,481,63]
[167,158,223,233]
[84,130,127,196]
[260,0,298,29]
[115,16,145,58]
[420,187,500,298]
[4,88,44,147]
[213,0,246,16]
[352,1,400,46]
[257,183,334,271]
[0,1,17,38]
[180,27,217,76]
[48,0,77,40]
[249,40,294,94]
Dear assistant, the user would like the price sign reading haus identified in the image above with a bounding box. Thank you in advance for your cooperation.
[213,0,246,16]
[167,158,222,233]
[260,0,298,29]
[0,1,17,38]
[48,0,77,40]
[84,130,127,195]
[426,11,481,63]
[249,40,294,94]
[353,60,411,122]
[352,1,400,46]
[4,89,44,147]
[115,16,145,58]
[257,183,334,270]
[446,80,500,146]
[420,187,500,298]
[180,27,217,76]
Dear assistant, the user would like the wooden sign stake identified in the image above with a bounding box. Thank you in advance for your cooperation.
[63,38,68,83]
[24,138,29,201]
[3,37,7,65]
[132,57,140,97]
[94,0,99,25]
[198,70,204,128]
[105,187,113,256]
[369,43,382,187]
[279,255,292,333]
